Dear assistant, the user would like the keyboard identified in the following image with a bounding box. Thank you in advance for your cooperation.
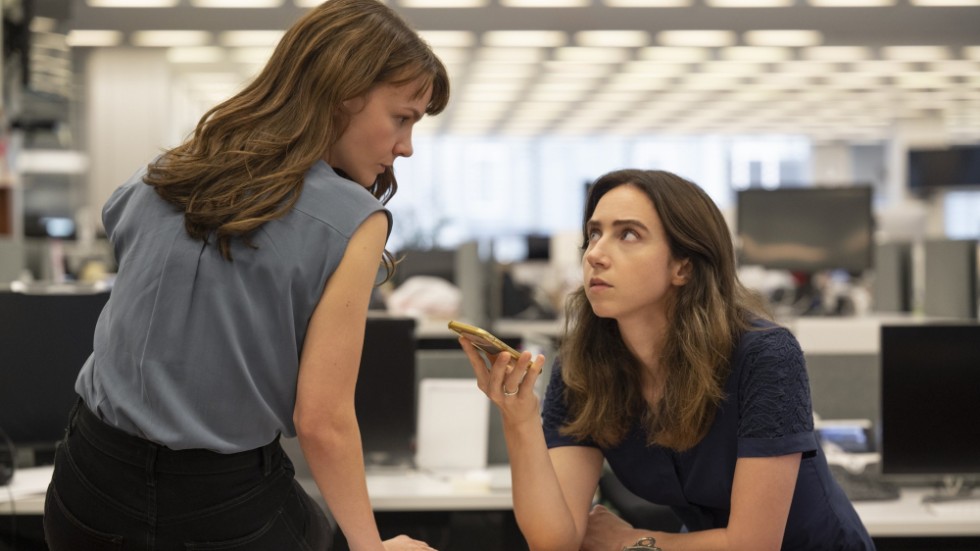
[829,464,901,502]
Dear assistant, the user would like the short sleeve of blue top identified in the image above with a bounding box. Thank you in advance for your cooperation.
[542,323,876,551]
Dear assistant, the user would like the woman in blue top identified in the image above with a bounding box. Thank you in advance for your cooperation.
[458,169,874,551]
[43,0,448,550]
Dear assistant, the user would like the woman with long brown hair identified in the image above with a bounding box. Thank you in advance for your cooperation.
[43,0,448,549]
[459,169,874,550]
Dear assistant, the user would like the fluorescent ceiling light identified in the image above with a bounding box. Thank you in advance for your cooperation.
[701,61,765,74]
[87,0,177,6]
[66,30,124,47]
[417,31,476,48]
[849,60,912,74]
[591,90,649,103]
[808,0,895,5]
[468,63,538,78]
[823,73,882,88]
[638,46,709,62]
[500,0,589,6]
[682,73,744,90]
[167,47,225,63]
[603,0,691,5]
[397,0,488,6]
[475,47,546,63]
[930,60,980,75]
[191,0,282,6]
[708,0,792,5]
[657,30,736,47]
[532,78,599,92]
[910,0,979,4]
[744,30,822,47]
[429,47,470,64]
[527,89,588,102]
[751,74,813,90]
[894,72,951,88]
[464,81,528,93]
[554,47,630,63]
[541,62,614,77]
[228,47,275,64]
[482,31,567,47]
[459,88,522,101]
[803,46,871,61]
[574,31,650,48]
[775,61,839,75]
[882,46,950,61]
[607,73,674,90]
[219,31,284,47]
[621,61,688,76]
[132,30,212,47]
[721,46,791,62]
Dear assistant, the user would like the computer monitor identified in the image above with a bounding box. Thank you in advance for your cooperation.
[880,324,980,500]
[0,289,110,465]
[908,145,980,195]
[355,315,417,467]
[736,186,874,274]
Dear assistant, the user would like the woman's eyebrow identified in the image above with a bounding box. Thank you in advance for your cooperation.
[587,218,649,231]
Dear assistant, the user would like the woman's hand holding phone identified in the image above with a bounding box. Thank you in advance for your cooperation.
[449,320,545,422]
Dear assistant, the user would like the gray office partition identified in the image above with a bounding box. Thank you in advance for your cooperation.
[0,238,25,283]
[923,239,979,319]
[872,241,913,313]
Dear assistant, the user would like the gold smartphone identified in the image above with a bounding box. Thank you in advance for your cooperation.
[448,320,521,361]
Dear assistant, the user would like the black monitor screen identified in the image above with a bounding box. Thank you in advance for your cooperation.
[908,145,980,193]
[355,316,417,467]
[880,324,980,477]
[736,186,874,273]
[0,290,110,460]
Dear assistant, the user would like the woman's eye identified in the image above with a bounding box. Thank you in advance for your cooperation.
[621,229,639,241]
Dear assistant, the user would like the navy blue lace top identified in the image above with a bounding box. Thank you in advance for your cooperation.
[542,323,875,551]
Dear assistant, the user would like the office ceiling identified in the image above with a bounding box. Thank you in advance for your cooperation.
[50,0,980,140]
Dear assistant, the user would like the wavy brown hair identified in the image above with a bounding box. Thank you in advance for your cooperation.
[143,0,449,266]
[559,169,770,451]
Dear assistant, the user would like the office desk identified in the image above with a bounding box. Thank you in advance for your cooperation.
[297,466,514,512]
[6,467,980,549]
[854,488,980,538]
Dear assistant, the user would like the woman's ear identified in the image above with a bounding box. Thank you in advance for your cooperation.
[671,258,692,286]
[341,94,366,114]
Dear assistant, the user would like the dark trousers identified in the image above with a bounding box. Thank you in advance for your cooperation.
[43,399,332,550]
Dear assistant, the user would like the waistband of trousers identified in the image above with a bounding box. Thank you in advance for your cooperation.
[69,397,281,475]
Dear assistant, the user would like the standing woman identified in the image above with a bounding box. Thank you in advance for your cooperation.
[459,169,875,551]
[43,0,448,549]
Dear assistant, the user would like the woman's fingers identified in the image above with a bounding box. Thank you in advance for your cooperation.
[501,352,544,398]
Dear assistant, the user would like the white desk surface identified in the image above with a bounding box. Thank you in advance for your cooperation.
[299,466,515,512]
[5,468,980,538]
[852,487,980,537]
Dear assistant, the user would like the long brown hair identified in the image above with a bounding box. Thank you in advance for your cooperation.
[559,169,770,450]
[143,0,450,264]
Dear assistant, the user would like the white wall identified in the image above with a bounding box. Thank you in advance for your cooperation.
[85,48,171,229]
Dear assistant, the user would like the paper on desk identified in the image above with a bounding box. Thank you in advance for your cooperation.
[2,465,54,499]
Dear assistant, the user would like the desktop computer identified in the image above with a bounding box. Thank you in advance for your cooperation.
[880,323,980,501]
[355,315,417,468]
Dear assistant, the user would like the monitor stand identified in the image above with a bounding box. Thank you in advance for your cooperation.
[921,476,979,503]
